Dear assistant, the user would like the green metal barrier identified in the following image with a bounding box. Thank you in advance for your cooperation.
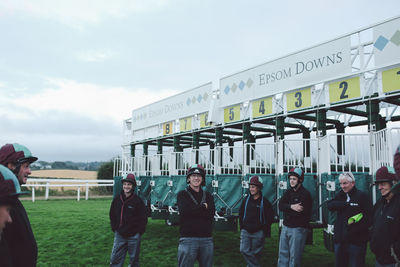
[212,174,243,214]
[205,175,214,194]
[150,176,170,219]
[163,175,186,207]
[165,175,186,225]
[136,176,151,205]
[212,174,242,232]
[113,176,123,198]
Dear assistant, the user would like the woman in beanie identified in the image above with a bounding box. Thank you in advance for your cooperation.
[370,165,400,267]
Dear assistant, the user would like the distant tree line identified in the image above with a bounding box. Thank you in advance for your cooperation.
[31,161,105,171]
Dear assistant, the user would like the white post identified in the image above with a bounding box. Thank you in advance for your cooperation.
[77,187,80,201]
[45,182,49,200]
[369,130,377,204]
[32,187,35,202]
[85,182,89,200]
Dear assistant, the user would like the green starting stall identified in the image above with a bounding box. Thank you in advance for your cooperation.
[113,16,400,252]
[212,174,243,231]
[319,132,373,251]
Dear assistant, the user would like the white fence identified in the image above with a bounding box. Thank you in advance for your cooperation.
[23,178,114,202]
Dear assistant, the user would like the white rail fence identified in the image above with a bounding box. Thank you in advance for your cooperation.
[23,178,114,202]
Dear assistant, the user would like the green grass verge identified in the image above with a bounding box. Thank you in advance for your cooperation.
[22,199,375,266]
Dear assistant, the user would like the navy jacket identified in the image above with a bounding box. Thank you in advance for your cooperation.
[109,192,147,237]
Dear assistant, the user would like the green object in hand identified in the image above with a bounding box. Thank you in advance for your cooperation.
[348,213,363,224]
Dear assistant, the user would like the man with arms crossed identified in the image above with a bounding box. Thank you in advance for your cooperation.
[277,167,312,267]
[177,164,215,267]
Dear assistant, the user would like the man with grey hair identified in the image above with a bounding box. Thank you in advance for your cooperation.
[327,172,372,267]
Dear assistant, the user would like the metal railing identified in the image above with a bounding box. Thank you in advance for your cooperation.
[115,127,400,177]
[23,178,114,202]
[328,133,371,173]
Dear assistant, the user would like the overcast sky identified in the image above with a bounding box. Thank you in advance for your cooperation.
[0,0,399,162]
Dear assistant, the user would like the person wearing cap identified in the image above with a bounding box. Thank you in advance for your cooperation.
[239,175,274,267]
[0,143,38,267]
[109,173,147,267]
[327,172,372,267]
[370,166,400,267]
[277,167,312,267]
[0,164,26,267]
[177,164,215,267]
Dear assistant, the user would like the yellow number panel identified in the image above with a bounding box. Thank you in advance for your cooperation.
[329,76,361,104]
[286,87,311,112]
[252,97,273,118]
[199,112,211,128]
[224,105,240,123]
[382,66,400,93]
[179,117,192,132]
[163,121,173,136]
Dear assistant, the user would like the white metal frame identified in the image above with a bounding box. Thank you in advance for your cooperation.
[24,178,113,202]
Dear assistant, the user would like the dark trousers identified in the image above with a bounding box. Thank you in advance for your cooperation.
[334,242,367,267]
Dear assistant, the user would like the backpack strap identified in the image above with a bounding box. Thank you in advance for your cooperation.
[185,188,205,206]
[243,195,266,225]
[242,195,251,222]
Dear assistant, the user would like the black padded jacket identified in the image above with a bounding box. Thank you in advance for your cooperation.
[177,186,215,237]
[327,186,372,245]
[2,198,37,267]
[279,185,312,228]
[109,192,148,237]
[370,184,400,265]
[239,195,274,237]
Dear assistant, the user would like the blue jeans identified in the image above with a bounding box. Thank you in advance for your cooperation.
[240,229,265,267]
[110,232,141,267]
[277,225,308,267]
[177,237,213,267]
[334,243,366,267]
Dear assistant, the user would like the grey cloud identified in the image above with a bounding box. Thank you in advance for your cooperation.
[0,110,120,135]
[0,132,121,162]
[0,110,122,161]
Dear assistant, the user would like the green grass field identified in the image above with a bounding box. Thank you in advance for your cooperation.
[22,199,375,266]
